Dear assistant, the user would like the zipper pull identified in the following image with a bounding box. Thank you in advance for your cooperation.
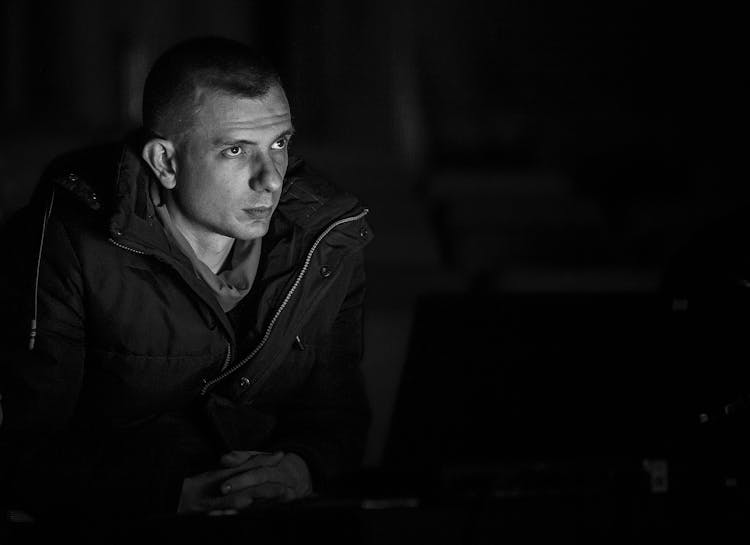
[294,335,305,351]
[28,319,37,350]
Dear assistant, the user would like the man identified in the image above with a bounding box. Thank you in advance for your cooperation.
[0,36,373,523]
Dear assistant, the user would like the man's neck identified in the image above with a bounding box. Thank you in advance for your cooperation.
[184,231,234,274]
[166,205,234,274]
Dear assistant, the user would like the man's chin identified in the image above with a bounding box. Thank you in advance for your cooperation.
[233,221,270,241]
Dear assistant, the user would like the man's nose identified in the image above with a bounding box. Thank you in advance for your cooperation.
[250,154,283,192]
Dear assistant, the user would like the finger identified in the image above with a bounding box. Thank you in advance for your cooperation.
[217,482,285,511]
[197,489,254,513]
[281,486,298,502]
[219,450,253,466]
[221,466,286,495]
[235,451,284,472]
[219,450,272,467]
[203,482,287,512]
[220,450,283,469]
[244,482,287,500]
[207,509,239,517]
[194,493,241,513]
[220,488,257,511]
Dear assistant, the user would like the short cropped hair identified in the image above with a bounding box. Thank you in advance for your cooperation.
[142,36,281,138]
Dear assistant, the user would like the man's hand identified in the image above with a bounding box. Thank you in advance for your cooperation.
[177,450,312,515]
[219,450,313,502]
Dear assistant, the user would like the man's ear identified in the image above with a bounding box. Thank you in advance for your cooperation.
[142,138,178,189]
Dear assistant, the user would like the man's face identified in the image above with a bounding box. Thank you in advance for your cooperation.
[171,85,293,241]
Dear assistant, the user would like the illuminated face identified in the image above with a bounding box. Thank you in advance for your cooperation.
[170,85,293,241]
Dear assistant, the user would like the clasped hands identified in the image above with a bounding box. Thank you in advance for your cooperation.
[178,450,312,515]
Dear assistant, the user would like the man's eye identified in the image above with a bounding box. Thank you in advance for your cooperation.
[271,137,290,151]
[222,146,243,158]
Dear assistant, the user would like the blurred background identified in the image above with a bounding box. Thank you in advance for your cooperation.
[1,0,747,504]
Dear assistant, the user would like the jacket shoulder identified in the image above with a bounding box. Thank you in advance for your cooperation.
[0,141,125,262]
[35,141,124,212]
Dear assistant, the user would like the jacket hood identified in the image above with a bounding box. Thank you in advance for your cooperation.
[37,130,369,254]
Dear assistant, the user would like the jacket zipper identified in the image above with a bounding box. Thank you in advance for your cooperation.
[199,208,369,395]
[108,237,147,255]
[220,342,232,371]
[108,209,369,396]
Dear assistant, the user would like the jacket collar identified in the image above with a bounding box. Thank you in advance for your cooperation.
[108,134,173,255]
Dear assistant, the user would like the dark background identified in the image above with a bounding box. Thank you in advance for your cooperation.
[1,0,747,518]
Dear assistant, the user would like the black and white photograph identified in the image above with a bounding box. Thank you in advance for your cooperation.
[0,1,746,542]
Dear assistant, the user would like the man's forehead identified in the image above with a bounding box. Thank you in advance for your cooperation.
[193,86,292,131]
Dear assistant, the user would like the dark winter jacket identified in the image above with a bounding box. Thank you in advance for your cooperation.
[0,132,373,523]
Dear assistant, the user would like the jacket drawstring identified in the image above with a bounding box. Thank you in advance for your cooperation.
[29,189,56,350]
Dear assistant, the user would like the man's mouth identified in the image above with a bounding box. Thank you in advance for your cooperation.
[243,206,273,219]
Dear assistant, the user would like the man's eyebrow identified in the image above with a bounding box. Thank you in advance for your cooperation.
[212,128,296,147]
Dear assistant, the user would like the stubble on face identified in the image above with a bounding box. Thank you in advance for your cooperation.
[167,85,293,248]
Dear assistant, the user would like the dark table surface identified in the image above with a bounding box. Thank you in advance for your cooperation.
[4,461,750,544]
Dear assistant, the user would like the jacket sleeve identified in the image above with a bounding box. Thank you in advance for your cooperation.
[0,197,185,523]
[267,250,372,493]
